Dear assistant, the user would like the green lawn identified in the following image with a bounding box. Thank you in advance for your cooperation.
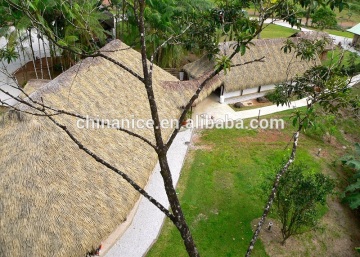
[323,29,353,38]
[147,108,348,257]
[322,48,360,68]
[260,24,299,39]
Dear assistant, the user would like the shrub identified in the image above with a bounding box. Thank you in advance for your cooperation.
[311,7,337,29]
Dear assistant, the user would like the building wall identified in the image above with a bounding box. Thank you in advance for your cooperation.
[223,84,275,99]
[353,34,360,47]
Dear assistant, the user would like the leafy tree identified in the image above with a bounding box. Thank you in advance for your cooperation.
[275,163,335,244]
[311,7,337,29]
[341,143,360,210]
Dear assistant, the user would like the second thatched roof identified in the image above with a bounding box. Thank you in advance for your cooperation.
[183,38,319,93]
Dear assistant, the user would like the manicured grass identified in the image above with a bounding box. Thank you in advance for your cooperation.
[323,29,353,38]
[220,24,297,42]
[147,108,339,257]
[322,48,360,68]
[260,24,298,39]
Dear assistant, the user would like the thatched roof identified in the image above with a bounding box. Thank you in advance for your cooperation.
[291,31,330,41]
[161,72,222,106]
[183,38,318,93]
[0,40,191,256]
[21,79,51,98]
[291,31,333,50]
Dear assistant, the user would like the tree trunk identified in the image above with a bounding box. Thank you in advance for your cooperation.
[48,40,55,75]
[37,29,44,79]
[305,6,311,27]
[136,1,199,256]
[41,31,52,79]
[16,31,27,83]
[28,28,38,79]
[158,155,200,257]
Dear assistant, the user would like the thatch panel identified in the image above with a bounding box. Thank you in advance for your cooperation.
[182,55,214,79]
[0,40,183,257]
[160,73,223,106]
[21,79,51,98]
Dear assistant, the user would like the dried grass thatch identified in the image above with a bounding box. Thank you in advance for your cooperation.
[183,38,319,94]
[291,31,333,50]
[0,40,186,257]
[20,79,51,98]
[161,72,222,106]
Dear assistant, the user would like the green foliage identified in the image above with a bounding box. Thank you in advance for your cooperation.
[311,7,338,29]
[0,46,19,63]
[323,49,360,76]
[215,55,232,74]
[290,106,317,130]
[343,52,360,76]
[275,163,335,243]
[341,143,360,210]
[282,37,330,61]
[0,0,109,72]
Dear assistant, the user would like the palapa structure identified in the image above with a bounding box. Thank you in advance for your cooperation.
[0,40,196,256]
[183,38,319,102]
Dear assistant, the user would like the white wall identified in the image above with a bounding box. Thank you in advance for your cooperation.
[260,84,276,92]
[223,90,241,98]
[223,84,276,99]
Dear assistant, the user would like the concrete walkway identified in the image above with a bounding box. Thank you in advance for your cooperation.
[103,128,192,257]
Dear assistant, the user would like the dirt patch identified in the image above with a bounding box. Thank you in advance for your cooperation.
[252,198,360,257]
[339,21,357,29]
[237,130,292,144]
[190,131,214,151]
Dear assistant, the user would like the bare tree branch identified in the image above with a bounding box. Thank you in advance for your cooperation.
[45,113,176,223]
